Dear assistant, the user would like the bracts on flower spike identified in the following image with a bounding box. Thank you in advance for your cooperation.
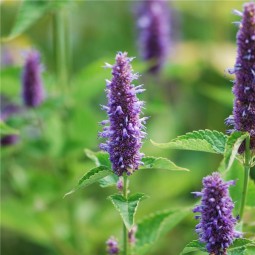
[99,52,147,176]
[193,172,242,255]
[22,50,44,108]
[226,2,255,152]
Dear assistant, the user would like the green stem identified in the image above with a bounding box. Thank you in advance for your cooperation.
[53,10,68,90]
[239,135,251,221]
[123,175,129,255]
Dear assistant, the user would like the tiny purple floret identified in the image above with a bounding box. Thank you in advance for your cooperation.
[226,2,255,151]
[193,172,242,255]
[22,50,44,107]
[106,236,119,255]
[99,52,147,176]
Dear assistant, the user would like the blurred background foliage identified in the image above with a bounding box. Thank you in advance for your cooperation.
[0,0,254,255]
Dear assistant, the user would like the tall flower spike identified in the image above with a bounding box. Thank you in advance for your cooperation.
[99,52,147,176]
[193,172,242,255]
[136,0,170,73]
[106,236,119,255]
[22,50,44,107]
[226,2,255,151]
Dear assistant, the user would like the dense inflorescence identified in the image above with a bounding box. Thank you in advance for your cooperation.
[22,50,44,107]
[193,172,242,255]
[99,52,147,176]
[106,236,119,255]
[136,0,170,73]
[226,2,255,151]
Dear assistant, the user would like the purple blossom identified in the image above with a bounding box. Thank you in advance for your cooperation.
[136,0,170,73]
[106,236,119,255]
[99,52,147,176]
[193,172,242,255]
[22,50,44,107]
[226,2,255,151]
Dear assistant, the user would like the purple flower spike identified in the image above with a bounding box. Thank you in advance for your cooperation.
[193,172,242,255]
[136,0,170,73]
[106,236,119,255]
[226,2,255,151]
[99,52,147,176]
[22,50,44,107]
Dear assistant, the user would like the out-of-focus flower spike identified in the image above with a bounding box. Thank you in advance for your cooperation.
[232,9,243,17]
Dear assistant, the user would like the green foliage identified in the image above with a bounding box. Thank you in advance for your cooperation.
[152,130,227,154]
[4,0,70,41]
[180,239,255,255]
[223,131,249,171]
[135,209,189,255]
[64,166,112,197]
[108,193,147,230]
[141,156,190,171]
[0,121,19,135]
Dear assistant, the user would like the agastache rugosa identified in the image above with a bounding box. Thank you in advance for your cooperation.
[99,52,147,176]
[226,2,255,151]
[193,173,242,255]
[22,50,44,108]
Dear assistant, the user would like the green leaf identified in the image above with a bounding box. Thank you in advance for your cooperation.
[180,240,206,254]
[0,121,19,135]
[98,174,119,188]
[64,166,112,197]
[135,209,190,255]
[4,0,70,41]
[152,130,227,154]
[84,149,117,187]
[224,131,249,171]
[84,149,111,168]
[228,239,255,255]
[180,239,255,255]
[141,157,190,171]
[108,193,146,230]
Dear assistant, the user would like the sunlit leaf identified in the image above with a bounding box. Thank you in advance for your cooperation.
[0,121,19,135]
[141,156,189,171]
[152,130,227,154]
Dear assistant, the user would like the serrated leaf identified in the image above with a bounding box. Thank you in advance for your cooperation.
[108,193,146,230]
[64,166,112,197]
[0,121,19,135]
[224,131,249,171]
[180,238,255,255]
[141,157,190,171]
[152,130,227,154]
[135,209,189,255]
[228,239,255,255]
[84,149,116,187]
[180,240,206,254]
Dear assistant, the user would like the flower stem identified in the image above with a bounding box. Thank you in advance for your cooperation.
[123,175,129,255]
[239,135,251,221]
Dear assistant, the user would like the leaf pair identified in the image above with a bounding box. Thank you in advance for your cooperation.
[64,149,189,196]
